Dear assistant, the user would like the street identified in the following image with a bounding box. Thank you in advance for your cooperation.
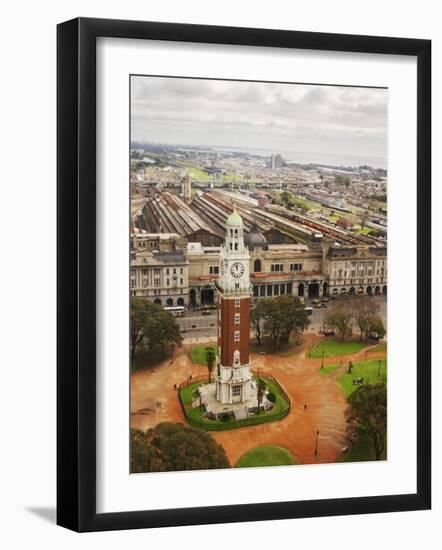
[176,297,387,342]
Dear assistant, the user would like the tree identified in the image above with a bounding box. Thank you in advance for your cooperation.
[251,302,265,346]
[130,299,183,361]
[276,295,310,344]
[254,295,310,350]
[345,383,387,460]
[131,423,230,472]
[205,346,216,383]
[280,190,295,209]
[349,296,380,341]
[130,299,150,361]
[366,315,386,339]
[324,299,353,340]
[256,378,267,412]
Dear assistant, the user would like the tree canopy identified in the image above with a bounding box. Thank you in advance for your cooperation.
[252,295,310,349]
[205,346,216,383]
[324,295,385,341]
[130,299,182,361]
[345,383,387,460]
[130,422,230,472]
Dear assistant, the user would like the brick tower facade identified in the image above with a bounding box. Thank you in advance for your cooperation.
[215,208,253,404]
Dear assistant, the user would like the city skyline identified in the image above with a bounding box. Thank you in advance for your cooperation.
[131,76,388,168]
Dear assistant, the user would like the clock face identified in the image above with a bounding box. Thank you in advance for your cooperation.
[230,262,245,278]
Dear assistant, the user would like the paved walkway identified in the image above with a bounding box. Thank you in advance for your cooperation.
[130,336,387,466]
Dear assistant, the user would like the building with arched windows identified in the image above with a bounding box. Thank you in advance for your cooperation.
[130,217,387,308]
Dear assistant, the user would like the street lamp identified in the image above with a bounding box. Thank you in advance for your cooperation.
[314,430,320,456]
[378,359,381,378]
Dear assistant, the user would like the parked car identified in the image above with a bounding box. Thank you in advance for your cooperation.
[323,328,335,336]
[312,299,320,304]
[321,297,329,303]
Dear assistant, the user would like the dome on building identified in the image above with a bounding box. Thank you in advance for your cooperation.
[245,221,268,249]
[226,207,243,227]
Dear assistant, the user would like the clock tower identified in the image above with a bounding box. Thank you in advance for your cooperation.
[215,208,253,404]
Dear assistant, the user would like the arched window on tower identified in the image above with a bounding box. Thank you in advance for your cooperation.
[233,350,240,366]
[254,259,262,272]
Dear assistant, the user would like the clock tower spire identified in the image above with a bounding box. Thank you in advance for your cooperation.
[215,208,253,404]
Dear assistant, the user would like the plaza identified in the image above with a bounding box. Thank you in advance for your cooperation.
[131,335,387,466]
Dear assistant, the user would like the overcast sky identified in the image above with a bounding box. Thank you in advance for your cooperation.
[131,76,387,166]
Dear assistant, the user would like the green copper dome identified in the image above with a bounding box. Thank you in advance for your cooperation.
[226,208,243,226]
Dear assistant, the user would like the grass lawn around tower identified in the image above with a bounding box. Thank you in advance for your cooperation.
[179,377,290,431]
[189,345,217,366]
[307,339,366,358]
[235,445,298,468]
[336,358,387,397]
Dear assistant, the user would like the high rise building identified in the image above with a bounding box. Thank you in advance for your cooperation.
[270,153,283,170]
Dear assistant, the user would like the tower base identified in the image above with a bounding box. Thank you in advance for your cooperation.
[195,381,273,421]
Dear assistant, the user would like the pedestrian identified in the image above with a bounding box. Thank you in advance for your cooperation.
[173,383,177,390]
[304,403,307,410]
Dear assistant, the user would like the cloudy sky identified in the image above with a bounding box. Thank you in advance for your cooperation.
[131,76,387,166]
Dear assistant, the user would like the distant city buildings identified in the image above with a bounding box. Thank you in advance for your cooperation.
[129,146,387,309]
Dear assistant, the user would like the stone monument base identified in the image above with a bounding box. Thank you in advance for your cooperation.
[193,380,273,421]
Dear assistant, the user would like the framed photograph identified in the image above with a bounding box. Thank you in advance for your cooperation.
[57,18,431,532]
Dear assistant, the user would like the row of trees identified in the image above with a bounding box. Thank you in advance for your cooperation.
[130,299,182,361]
[324,295,386,341]
[251,295,310,350]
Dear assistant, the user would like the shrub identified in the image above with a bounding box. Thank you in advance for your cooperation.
[267,392,276,403]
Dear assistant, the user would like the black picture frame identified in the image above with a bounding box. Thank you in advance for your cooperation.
[57,17,431,532]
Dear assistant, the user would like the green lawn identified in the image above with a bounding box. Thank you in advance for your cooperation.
[235,446,298,468]
[179,378,290,431]
[189,345,217,365]
[355,226,371,235]
[339,431,387,462]
[308,339,366,358]
[337,358,387,397]
[185,166,212,182]
[319,363,343,376]
[293,196,320,210]
[368,342,387,354]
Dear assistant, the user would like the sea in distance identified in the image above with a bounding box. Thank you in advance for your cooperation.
[213,145,387,171]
